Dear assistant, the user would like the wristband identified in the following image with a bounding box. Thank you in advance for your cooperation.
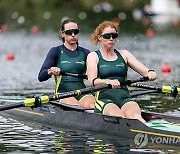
[148,69,154,72]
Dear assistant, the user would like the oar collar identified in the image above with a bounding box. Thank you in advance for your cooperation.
[170,85,178,97]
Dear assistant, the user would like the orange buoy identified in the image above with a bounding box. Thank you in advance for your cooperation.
[146,29,155,38]
[1,24,8,32]
[6,53,15,61]
[31,25,39,34]
[161,64,171,73]
[172,20,179,27]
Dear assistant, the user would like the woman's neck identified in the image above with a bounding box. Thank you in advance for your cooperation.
[100,46,117,61]
[100,46,114,56]
[64,42,77,51]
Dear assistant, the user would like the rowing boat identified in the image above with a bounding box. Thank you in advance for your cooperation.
[0,100,179,146]
[0,77,179,146]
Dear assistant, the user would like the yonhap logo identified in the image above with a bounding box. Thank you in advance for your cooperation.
[134,133,148,148]
[134,133,180,148]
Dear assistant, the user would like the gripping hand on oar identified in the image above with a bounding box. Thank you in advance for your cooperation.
[146,69,156,81]
[48,67,61,76]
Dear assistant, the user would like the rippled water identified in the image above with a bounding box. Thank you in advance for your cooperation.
[0,31,180,153]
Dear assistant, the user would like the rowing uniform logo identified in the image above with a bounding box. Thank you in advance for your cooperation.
[76,61,85,65]
[99,64,107,68]
[61,61,70,64]
[134,133,148,148]
[116,63,125,67]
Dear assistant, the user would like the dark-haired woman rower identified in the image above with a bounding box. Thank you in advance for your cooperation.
[38,19,95,110]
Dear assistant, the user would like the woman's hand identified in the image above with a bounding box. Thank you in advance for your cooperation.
[107,79,121,88]
[48,67,61,76]
[147,70,156,81]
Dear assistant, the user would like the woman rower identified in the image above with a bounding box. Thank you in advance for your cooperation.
[86,21,156,122]
[38,18,95,110]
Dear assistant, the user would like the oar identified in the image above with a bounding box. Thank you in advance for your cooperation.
[0,84,111,111]
[130,83,180,97]
[60,72,87,79]
[50,90,158,112]
[0,77,149,111]
[131,90,160,97]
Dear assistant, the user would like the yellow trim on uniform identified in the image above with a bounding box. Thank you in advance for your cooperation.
[96,100,105,108]
[79,94,93,102]
[95,103,102,111]
[76,90,81,96]
[130,129,180,139]
[95,91,100,100]
[54,75,62,94]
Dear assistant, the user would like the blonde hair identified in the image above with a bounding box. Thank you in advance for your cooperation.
[91,21,119,45]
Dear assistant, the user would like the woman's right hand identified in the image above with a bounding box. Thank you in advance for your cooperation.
[48,67,61,76]
[107,79,121,88]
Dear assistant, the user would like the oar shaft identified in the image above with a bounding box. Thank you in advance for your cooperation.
[0,102,24,111]
[123,77,149,86]
[49,77,148,100]
[130,83,162,91]
[60,73,149,84]
[130,83,180,97]
[61,72,87,79]
[0,77,149,111]
[49,84,112,101]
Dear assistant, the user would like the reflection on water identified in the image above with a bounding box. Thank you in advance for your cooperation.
[0,31,180,153]
[2,115,179,153]
[0,116,55,152]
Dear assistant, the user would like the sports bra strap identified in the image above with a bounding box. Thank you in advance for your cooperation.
[95,49,120,58]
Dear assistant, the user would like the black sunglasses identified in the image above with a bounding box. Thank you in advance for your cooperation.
[63,29,80,35]
[101,33,118,39]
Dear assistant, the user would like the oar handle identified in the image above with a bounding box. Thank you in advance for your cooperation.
[122,77,149,86]
[60,73,149,84]
[50,77,148,100]
[60,72,87,79]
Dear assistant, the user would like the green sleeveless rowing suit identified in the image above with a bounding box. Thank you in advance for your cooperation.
[94,49,132,114]
[55,46,87,100]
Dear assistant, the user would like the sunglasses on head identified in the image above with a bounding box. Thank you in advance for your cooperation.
[63,29,80,35]
[101,33,118,39]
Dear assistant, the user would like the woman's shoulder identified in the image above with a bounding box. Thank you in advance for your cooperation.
[47,45,61,57]
[116,49,131,56]
[79,46,91,56]
[117,49,129,53]
[87,51,99,59]
[49,45,61,52]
